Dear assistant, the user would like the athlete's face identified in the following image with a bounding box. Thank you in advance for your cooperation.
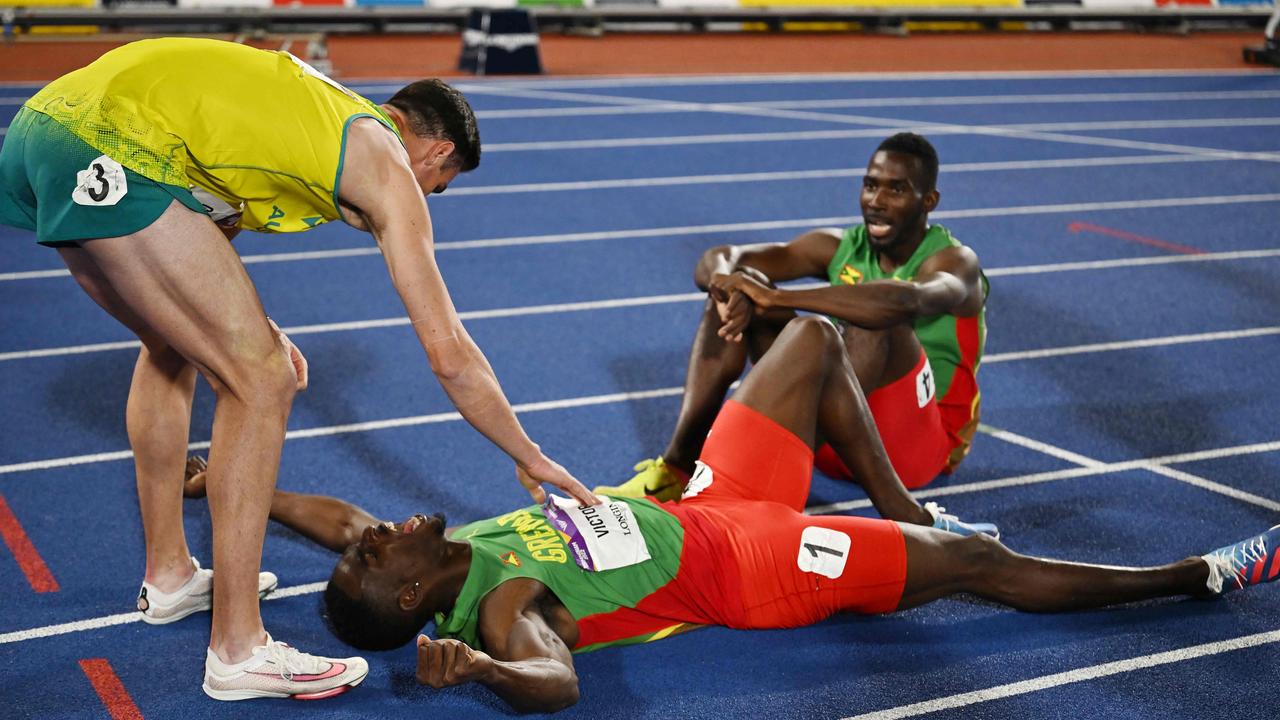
[859,150,938,253]
[330,513,450,613]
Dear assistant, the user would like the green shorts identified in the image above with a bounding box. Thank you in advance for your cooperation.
[0,107,206,247]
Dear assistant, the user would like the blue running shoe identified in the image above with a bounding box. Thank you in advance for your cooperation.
[1202,525,1280,594]
[924,502,1000,539]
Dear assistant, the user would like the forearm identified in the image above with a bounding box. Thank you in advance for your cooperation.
[482,657,580,714]
[269,490,380,553]
[771,281,923,329]
[431,330,541,468]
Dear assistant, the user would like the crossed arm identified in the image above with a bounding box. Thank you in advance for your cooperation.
[695,229,986,340]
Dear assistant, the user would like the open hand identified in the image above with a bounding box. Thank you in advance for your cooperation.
[183,455,208,499]
[518,455,601,506]
[416,635,494,689]
[267,317,309,391]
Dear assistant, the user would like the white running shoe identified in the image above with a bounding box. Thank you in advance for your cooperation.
[202,636,368,701]
[136,556,278,625]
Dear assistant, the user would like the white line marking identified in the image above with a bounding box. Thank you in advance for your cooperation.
[0,387,685,475]
[447,154,1239,196]
[975,426,1107,468]
[471,91,1280,120]
[0,580,329,645]
[7,193,1280,284]
[842,629,1280,720]
[1142,464,1280,512]
[6,255,1280,362]
[3,437,1278,646]
[807,434,1280,516]
[983,327,1280,364]
[977,426,1280,512]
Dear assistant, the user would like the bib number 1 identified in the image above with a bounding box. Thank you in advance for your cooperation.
[797,526,851,579]
[72,156,128,207]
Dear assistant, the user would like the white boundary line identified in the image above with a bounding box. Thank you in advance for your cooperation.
[4,194,1280,284]
[842,629,1280,720]
[6,330,1280,476]
[3,435,1277,646]
[4,255,1280,362]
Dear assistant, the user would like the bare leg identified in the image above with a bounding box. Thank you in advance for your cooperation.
[129,345,199,590]
[896,524,1210,612]
[661,298,792,474]
[61,202,297,663]
[841,322,922,394]
[731,317,931,525]
[61,250,201,591]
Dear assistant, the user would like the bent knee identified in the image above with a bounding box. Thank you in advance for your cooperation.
[783,315,843,354]
[203,342,298,407]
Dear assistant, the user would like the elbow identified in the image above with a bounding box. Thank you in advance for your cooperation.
[426,344,471,381]
[511,682,580,715]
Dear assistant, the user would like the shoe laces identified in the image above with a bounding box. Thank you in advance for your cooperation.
[1204,535,1270,594]
[923,501,954,527]
[262,641,329,681]
[632,457,664,473]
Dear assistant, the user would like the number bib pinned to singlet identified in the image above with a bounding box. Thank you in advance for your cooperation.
[541,495,651,572]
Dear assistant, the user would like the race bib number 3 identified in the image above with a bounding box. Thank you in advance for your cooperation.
[541,495,651,572]
[72,156,128,207]
[797,527,851,579]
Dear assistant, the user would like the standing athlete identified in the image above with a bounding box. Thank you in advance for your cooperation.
[598,132,986,503]
[0,37,597,701]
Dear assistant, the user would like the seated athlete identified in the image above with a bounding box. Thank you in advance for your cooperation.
[598,132,986,501]
[185,316,1279,714]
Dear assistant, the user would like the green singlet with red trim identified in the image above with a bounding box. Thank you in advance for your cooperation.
[436,497,690,654]
[826,223,989,469]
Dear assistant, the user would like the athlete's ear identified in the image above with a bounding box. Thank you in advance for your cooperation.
[428,140,455,167]
[399,580,423,612]
[923,189,940,213]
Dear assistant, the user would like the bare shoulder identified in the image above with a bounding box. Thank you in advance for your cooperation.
[920,242,982,279]
[337,118,418,229]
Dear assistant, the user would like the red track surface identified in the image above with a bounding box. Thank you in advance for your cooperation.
[0,31,1268,82]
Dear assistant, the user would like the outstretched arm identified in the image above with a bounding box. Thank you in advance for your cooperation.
[417,579,579,713]
[337,120,597,506]
[184,456,380,553]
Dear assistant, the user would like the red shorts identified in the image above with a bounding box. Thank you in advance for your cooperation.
[676,400,907,627]
[815,351,952,490]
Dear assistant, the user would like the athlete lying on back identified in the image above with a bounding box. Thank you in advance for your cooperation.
[187,316,1280,714]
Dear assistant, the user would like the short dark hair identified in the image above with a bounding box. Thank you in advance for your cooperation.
[387,79,481,172]
[875,133,939,192]
[323,576,427,651]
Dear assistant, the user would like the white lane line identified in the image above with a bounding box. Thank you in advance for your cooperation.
[983,327,1280,364]
[502,82,1280,165]
[471,91,1280,120]
[842,629,1280,720]
[5,255,1280,362]
[976,426,1107,468]
[4,190,1279,284]
[977,426,1280,512]
[1143,464,1280,513]
[464,69,1278,89]
[486,122,1279,151]
[742,90,1280,110]
[3,434,1277,646]
[806,438,1280,516]
[445,154,1235,196]
[0,387,685,476]
[0,581,329,645]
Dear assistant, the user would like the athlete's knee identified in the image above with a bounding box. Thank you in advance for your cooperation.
[205,339,297,410]
[782,316,843,360]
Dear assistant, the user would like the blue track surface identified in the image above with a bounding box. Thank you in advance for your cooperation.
[2,69,1279,719]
